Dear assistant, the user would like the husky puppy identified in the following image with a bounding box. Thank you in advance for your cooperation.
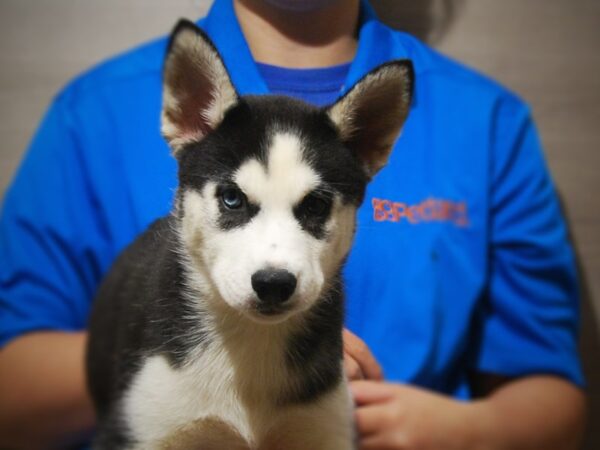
[86,19,413,450]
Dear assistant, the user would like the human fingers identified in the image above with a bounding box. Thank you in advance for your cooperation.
[354,402,394,436]
[359,432,406,450]
[350,380,395,406]
[344,351,365,381]
[343,329,383,381]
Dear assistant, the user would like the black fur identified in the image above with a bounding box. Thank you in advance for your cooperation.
[87,217,208,444]
[284,274,345,404]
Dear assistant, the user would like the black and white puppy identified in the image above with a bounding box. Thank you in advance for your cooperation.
[87,20,413,450]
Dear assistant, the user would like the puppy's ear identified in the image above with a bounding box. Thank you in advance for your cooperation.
[161,20,238,156]
[327,61,413,178]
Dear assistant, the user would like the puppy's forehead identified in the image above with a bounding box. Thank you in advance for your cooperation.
[234,132,320,205]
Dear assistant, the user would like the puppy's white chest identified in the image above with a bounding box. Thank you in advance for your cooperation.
[121,350,354,450]
[123,351,253,446]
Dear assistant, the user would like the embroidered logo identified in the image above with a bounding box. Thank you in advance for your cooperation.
[372,197,469,227]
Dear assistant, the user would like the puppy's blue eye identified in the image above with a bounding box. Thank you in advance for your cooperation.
[221,188,245,209]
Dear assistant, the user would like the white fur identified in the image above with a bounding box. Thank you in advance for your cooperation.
[236,133,320,207]
[123,322,354,449]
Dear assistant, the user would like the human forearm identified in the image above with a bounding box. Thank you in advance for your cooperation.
[0,331,95,449]
[470,375,587,450]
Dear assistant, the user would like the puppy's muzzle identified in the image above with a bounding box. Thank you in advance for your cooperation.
[251,269,297,314]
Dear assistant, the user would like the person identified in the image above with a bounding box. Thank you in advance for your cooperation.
[0,0,587,448]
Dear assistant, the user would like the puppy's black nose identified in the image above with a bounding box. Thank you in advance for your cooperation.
[251,269,297,305]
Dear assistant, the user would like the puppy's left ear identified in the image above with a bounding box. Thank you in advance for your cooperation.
[162,20,238,156]
[327,61,414,178]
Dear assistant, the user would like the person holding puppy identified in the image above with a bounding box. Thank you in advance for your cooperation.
[0,0,586,448]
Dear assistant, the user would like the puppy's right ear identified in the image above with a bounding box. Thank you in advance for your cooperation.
[161,20,238,156]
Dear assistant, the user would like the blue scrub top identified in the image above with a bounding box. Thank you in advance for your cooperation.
[0,0,584,399]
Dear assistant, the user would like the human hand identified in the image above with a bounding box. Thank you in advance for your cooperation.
[343,329,383,381]
[351,380,480,450]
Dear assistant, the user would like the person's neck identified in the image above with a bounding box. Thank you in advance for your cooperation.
[234,0,360,68]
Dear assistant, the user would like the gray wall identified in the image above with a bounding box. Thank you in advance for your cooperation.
[0,0,598,447]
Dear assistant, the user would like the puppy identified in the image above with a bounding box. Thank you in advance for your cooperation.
[86,19,413,450]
